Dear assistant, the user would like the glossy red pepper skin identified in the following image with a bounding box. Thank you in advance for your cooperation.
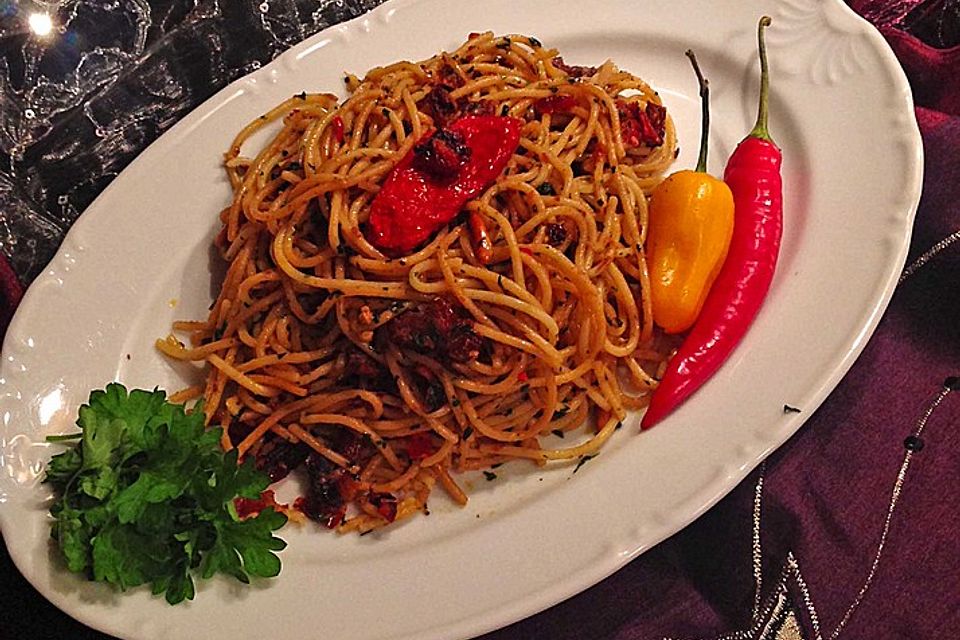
[330,116,345,143]
[368,115,522,254]
[641,16,781,429]
[641,137,782,429]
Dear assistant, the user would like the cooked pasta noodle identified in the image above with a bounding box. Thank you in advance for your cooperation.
[160,33,678,534]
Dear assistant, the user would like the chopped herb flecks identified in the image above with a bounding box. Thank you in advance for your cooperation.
[573,454,596,474]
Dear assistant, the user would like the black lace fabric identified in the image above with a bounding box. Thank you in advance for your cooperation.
[0,0,384,281]
[902,0,960,46]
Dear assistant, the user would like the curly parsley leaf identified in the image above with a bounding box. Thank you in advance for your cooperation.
[44,445,83,487]
[44,383,287,604]
[201,507,287,582]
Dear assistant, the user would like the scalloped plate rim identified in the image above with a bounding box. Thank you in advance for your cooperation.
[0,0,922,639]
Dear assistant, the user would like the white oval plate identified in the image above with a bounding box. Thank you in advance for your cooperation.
[0,0,921,638]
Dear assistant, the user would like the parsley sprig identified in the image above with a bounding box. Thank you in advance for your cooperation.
[44,384,287,604]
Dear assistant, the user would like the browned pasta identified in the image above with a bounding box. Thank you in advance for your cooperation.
[159,33,679,534]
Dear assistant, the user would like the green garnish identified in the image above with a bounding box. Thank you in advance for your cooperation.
[44,383,287,605]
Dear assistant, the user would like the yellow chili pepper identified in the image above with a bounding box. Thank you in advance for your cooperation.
[647,51,734,334]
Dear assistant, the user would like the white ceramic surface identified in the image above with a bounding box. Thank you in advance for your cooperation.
[0,1,922,639]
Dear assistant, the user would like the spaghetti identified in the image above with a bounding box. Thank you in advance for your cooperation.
[159,33,678,534]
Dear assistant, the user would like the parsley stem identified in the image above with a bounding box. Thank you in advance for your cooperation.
[46,433,82,442]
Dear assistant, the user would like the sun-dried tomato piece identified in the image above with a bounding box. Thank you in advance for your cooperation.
[330,429,373,466]
[590,139,607,162]
[388,308,440,354]
[300,453,349,528]
[552,56,598,78]
[617,99,667,148]
[545,222,568,246]
[406,432,435,461]
[385,297,485,366]
[436,61,465,89]
[446,323,483,363]
[645,102,667,142]
[235,489,285,519]
[418,84,459,126]
[426,296,461,336]
[368,492,399,523]
[344,349,381,379]
[342,348,395,392]
[413,128,472,180]
[256,438,311,482]
[534,94,577,116]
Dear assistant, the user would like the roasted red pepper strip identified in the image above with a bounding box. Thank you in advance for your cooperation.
[642,17,782,429]
[369,115,522,255]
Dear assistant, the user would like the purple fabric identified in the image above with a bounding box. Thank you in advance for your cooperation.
[1,2,958,639]
[0,250,22,340]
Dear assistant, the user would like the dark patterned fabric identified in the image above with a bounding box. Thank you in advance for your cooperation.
[1,2,958,639]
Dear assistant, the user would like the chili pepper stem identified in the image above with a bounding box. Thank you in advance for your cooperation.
[684,50,711,173]
[748,16,775,143]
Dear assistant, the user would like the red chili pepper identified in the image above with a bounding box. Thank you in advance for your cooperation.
[517,370,528,382]
[642,17,782,429]
[368,115,522,255]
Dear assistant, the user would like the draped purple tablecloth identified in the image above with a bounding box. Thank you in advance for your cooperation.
[1,2,958,639]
